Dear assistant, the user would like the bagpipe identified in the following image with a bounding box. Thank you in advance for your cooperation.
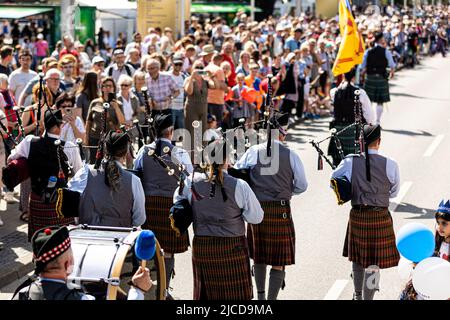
[309,90,366,205]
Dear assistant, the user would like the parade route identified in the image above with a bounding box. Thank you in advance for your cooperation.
[1,54,449,300]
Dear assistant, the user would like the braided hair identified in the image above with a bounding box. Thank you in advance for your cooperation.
[104,132,130,192]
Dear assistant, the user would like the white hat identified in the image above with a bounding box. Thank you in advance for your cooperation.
[286,52,296,63]
[92,56,105,64]
[37,33,44,40]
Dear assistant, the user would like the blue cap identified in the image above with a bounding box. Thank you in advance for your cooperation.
[437,200,450,215]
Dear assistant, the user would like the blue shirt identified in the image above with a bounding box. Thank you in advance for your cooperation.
[284,36,302,52]
[361,44,396,70]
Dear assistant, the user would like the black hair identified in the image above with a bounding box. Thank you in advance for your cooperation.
[435,212,450,261]
[344,67,357,82]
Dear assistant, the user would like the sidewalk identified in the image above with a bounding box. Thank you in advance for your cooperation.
[0,196,33,289]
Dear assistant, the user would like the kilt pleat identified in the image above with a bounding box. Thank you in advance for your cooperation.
[364,75,390,104]
[143,195,189,254]
[28,192,75,241]
[343,208,400,269]
[247,202,295,266]
[192,235,252,300]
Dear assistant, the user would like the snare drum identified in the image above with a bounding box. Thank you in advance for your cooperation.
[67,225,166,300]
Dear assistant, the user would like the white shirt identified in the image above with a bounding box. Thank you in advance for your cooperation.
[169,72,185,111]
[234,140,308,195]
[330,149,400,198]
[8,133,83,175]
[330,82,376,125]
[119,93,134,122]
[204,129,221,142]
[174,170,264,225]
[67,162,146,227]
[60,117,86,144]
[8,68,37,104]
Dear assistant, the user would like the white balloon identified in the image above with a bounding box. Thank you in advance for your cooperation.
[397,256,414,280]
[412,257,450,300]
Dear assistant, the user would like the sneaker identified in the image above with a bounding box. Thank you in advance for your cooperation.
[4,192,18,204]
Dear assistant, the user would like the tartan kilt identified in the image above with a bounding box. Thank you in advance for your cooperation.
[327,123,361,166]
[192,235,252,300]
[343,207,400,269]
[143,195,189,254]
[247,201,295,266]
[28,192,75,242]
[364,74,390,104]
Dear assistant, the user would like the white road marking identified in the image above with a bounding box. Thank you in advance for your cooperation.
[323,280,349,300]
[390,181,413,212]
[423,134,444,157]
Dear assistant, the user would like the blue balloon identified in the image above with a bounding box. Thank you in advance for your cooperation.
[396,223,435,263]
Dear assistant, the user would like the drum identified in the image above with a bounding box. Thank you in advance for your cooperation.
[67,225,166,300]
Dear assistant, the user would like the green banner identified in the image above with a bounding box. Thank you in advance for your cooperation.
[75,6,96,44]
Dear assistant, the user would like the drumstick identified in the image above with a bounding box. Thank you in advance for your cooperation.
[134,230,156,268]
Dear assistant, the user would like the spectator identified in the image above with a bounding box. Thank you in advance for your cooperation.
[74,41,92,76]
[8,49,37,105]
[284,27,304,53]
[51,40,63,60]
[235,51,251,77]
[105,48,136,83]
[85,77,125,163]
[44,68,64,104]
[205,53,228,127]
[75,71,99,122]
[127,48,141,70]
[0,45,14,76]
[117,74,141,128]
[169,55,187,131]
[145,58,179,117]
[58,55,78,93]
[221,41,237,87]
[55,92,86,143]
[34,34,49,66]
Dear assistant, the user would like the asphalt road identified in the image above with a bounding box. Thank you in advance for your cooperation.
[1,54,449,300]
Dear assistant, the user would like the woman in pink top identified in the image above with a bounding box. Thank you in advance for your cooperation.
[35,34,49,65]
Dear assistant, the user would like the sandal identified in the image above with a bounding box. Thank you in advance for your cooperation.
[20,212,29,223]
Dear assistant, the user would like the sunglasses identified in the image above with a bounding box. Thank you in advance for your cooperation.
[174,63,183,67]
[120,84,131,87]
[102,84,114,88]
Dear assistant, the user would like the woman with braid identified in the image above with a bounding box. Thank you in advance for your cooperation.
[175,139,263,300]
[67,130,146,227]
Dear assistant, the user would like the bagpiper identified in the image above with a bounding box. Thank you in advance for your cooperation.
[361,32,396,125]
[134,113,193,299]
[7,109,82,241]
[175,139,263,300]
[331,124,400,300]
[328,67,375,166]
[234,112,308,300]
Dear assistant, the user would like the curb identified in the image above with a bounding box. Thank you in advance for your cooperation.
[0,258,34,289]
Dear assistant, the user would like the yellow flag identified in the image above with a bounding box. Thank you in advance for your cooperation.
[332,0,365,76]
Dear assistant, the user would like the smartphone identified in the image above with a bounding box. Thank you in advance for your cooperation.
[65,108,72,115]
[197,70,207,76]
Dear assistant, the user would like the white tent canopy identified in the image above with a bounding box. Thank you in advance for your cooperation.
[77,0,137,18]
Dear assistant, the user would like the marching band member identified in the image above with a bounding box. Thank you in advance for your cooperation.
[134,113,193,299]
[331,124,400,300]
[174,139,263,300]
[8,109,82,241]
[234,113,308,300]
[13,226,151,300]
[328,67,375,166]
[67,130,146,227]
[361,32,396,125]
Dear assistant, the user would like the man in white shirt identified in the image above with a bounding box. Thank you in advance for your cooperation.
[8,49,37,105]
[169,55,187,132]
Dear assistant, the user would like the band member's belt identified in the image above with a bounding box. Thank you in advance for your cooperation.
[352,205,387,211]
[262,200,290,207]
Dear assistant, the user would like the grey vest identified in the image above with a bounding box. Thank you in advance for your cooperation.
[250,143,294,201]
[79,165,134,227]
[191,173,245,237]
[351,154,390,207]
[142,140,179,197]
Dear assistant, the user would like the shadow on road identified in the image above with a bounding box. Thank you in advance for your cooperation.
[390,92,449,101]
[382,129,433,137]
[394,202,436,219]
